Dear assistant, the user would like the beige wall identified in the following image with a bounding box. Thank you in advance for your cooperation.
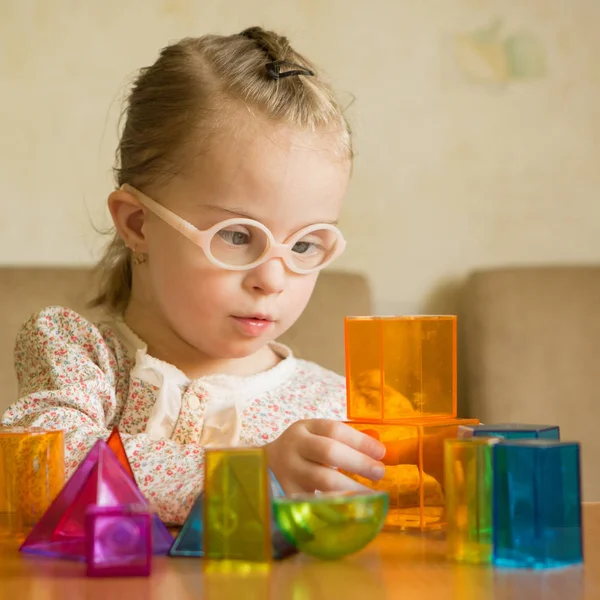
[1,0,598,314]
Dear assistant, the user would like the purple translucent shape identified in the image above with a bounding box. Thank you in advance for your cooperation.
[20,440,173,559]
[85,505,152,577]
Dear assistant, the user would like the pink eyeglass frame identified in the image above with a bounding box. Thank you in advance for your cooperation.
[121,184,347,275]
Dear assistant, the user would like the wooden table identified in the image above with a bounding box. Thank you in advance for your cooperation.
[1,505,598,600]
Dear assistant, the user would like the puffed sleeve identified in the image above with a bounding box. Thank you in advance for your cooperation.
[2,307,204,524]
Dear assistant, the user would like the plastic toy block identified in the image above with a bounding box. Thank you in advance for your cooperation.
[203,448,272,564]
[85,504,152,577]
[493,440,583,569]
[345,316,457,422]
[345,418,479,530]
[444,437,497,563]
[169,493,203,557]
[20,439,173,559]
[457,425,476,438]
[106,427,136,484]
[0,427,64,540]
[273,491,388,559]
[470,423,560,440]
[170,470,296,559]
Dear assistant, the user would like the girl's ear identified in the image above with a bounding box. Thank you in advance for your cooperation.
[107,188,148,252]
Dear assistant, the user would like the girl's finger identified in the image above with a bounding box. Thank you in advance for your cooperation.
[296,460,374,493]
[305,419,386,460]
[301,435,386,481]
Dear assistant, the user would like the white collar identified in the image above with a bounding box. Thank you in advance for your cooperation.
[110,319,297,398]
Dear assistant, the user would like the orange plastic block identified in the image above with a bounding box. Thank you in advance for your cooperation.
[203,448,271,567]
[107,427,136,484]
[345,316,457,422]
[0,427,64,540]
[346,418,479,531]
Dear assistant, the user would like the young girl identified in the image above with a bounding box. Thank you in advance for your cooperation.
[2,26,386,524]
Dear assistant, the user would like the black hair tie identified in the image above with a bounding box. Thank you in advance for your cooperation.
[239,28,315,80]
[265,60,315,80]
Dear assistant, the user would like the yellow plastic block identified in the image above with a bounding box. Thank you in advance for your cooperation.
[444,437,496,563]
[345,316,457,422]
[346,418,479,531]
[0,427,64,541]
[203,448,271,566]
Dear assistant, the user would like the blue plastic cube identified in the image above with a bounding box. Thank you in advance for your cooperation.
[472,423,559,440]
[493,440,582,569]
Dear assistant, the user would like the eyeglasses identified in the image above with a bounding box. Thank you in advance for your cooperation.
[122,185,347,275]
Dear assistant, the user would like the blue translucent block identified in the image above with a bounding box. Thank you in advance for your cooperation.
[472,423,559,440]
[493,440,583,569]
[169,494,203,557]
[169,470,296,559]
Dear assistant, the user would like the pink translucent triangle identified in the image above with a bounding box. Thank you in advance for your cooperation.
[20,439,173,559]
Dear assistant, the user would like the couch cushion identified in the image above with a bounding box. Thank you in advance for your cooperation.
[461,266,600,500]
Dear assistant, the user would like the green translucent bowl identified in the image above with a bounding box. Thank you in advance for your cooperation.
[272,491,389,559]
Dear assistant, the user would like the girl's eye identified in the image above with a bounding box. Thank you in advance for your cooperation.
[292,241,316,255]
[218,229,251,245]
[292,236,327,255]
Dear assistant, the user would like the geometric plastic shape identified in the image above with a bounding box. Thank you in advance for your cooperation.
[268,473,299,561]
[106,427,136,484]
[457,425,476,438]
[345,417,479,530]
[472,423,560,440]
[170,469,296,559]
[85,504,152,577]
[0,427,64,541]
[444,437,497,563]
[493,440,583,569]
[169,493,203,557]
[20,439,173,559]
[203,448,271,565]
[272,490,388,559]
[345,316,457,422]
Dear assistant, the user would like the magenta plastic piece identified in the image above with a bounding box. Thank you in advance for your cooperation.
[20,439,173,559]
[85,504,152,577]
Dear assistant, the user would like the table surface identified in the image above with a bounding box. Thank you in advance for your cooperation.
[1,505,598,600]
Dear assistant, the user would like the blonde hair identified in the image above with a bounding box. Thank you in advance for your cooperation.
[91,26,353,314]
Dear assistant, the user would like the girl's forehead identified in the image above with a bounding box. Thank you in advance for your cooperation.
[207,120,349,177]
[171,123,350,223]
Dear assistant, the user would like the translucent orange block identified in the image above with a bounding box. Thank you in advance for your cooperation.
[345,316,457,422]
[107,427,136,484]
[203,448,271,568]
[0,427,64,540]
[444,437,496,563]
[345,418,479,531]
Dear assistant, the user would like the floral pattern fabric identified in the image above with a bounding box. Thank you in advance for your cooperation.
[2,307,346,524]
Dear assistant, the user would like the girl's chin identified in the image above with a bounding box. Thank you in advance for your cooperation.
[202,338,275,361]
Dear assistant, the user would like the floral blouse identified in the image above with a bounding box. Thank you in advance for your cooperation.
[1,307,346,524]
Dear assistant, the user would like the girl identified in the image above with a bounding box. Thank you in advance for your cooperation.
[2,26,386,524]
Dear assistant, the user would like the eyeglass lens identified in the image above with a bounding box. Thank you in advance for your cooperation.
[209,223,340,269]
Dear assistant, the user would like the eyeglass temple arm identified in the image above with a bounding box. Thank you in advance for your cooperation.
[121,184,207,247]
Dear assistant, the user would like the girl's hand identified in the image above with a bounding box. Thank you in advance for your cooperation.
[264,419,386,495]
